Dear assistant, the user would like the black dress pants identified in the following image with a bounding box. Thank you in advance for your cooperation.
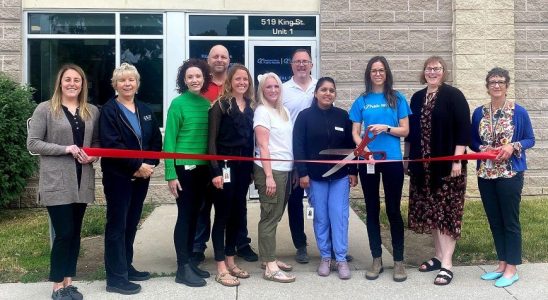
[211,161,252,261]
[47,203,87,282]
[173,165,208,266]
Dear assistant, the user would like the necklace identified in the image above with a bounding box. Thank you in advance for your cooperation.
[488,99,507,146]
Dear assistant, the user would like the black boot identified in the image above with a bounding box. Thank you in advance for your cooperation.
[190,261,211,278]
[128,265,151,281]
[175,264,207,287]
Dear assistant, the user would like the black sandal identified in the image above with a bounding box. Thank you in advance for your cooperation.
[434,268,453,286]
[419,257,441,272]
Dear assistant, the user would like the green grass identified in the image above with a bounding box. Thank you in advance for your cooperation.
[352,197,548,264]
[0,203,156,283]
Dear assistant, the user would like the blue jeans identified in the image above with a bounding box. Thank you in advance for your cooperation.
[309,177,350,262]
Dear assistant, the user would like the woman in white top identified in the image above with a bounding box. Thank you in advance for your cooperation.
[253,72,295,283]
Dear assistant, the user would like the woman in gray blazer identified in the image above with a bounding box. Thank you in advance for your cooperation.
[27,64,99,300]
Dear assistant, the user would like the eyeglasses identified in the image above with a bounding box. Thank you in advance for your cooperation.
[424,67,443,73]
[488,81,507,87]
[291,60,312,66]
[371,69,385,75]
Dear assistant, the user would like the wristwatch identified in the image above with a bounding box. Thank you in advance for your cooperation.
[387,126,391,133]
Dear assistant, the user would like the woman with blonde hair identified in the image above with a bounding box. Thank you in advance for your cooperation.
[100,63,162,295]
[254,72,295,283]
[27,64,100,300]
[209,64,255,286]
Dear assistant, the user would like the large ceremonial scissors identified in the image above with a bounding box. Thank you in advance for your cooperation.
[320,127,386,177]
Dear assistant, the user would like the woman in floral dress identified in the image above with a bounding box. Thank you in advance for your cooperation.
[404,56,470,286]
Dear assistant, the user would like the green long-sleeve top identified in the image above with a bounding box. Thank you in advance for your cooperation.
[164,91,210,181]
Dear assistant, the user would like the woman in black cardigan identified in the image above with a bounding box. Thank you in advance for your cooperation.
[404,56,470,286]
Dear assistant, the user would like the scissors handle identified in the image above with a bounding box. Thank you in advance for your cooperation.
[353,127,377,157]
[360,151,387,160]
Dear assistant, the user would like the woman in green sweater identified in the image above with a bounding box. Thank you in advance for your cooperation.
[164,58,212,287]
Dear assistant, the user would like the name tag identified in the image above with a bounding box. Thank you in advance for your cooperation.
[367,163,375,174]
[334,126,344,132]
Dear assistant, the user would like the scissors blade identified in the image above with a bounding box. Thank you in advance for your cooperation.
[319,149,355,156]
[322,152,356,178]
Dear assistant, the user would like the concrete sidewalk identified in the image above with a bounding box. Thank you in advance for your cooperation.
[0,202,547,300]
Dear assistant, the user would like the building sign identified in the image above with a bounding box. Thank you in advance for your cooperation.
[249,16,316,37]
[253,45,311,85]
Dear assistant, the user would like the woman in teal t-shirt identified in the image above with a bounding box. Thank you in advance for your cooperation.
[348,56,411,282]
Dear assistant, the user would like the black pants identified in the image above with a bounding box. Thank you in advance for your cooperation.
[173,165,208,266]
[478,172,524,265]
[103,173,149,285]
[359,162,405,261]
[193,186,252,253]
[47,203,87,282]
[287,182,307,250]
[211,161,252,261]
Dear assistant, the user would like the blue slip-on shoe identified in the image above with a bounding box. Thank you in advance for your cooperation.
[481,271,503,280]
[495,273,519,288]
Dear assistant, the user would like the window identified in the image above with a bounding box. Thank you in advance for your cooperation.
[27,12,165,125]
[121,14,163,35]
[189,40,245,64]
[28,13,115,34]
[121,39,163,123]
[189,15,244,36]
[28,39,115,106]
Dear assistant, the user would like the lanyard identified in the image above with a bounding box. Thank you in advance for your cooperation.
[488,100,507,147]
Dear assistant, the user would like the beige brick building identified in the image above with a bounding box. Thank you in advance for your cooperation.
[1,0,546,205]
[320,0,547,197]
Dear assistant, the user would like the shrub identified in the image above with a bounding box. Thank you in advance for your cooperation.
[0,72,37,206]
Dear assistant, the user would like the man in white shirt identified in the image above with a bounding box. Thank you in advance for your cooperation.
[283,49,354,265]
[283,49,317,263]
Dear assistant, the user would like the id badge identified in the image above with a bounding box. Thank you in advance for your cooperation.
[222,167,231,183]
[367,163,375,174]
[486,160,493,169]
[306,207,314,220]
[184,165,196,171]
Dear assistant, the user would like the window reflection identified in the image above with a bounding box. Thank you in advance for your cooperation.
[28,39,115,106]
[28,13,115,34]
[189,15,244,36]
[121,39,164,126]
[120,14,163,35]
[189,40,245,65]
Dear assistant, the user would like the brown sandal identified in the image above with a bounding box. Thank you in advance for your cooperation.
[215,272,240,287]
[261,260,293,272]
[263,270,296,283]
[228,265,250,279]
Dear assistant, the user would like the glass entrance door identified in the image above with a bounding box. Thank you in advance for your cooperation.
[248,41,317,87]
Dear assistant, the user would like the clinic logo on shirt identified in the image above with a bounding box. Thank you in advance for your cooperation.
[143,115,152,121]
[364,103,387,110]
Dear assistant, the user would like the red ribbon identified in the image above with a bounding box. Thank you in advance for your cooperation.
[83,147,498,164]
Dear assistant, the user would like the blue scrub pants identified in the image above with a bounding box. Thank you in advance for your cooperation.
[309,177,350,262]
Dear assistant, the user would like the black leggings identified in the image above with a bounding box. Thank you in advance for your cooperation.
[47,203,87,282]
[211,161,252,261]
[359,162,405,261]
[173,165,208,266]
